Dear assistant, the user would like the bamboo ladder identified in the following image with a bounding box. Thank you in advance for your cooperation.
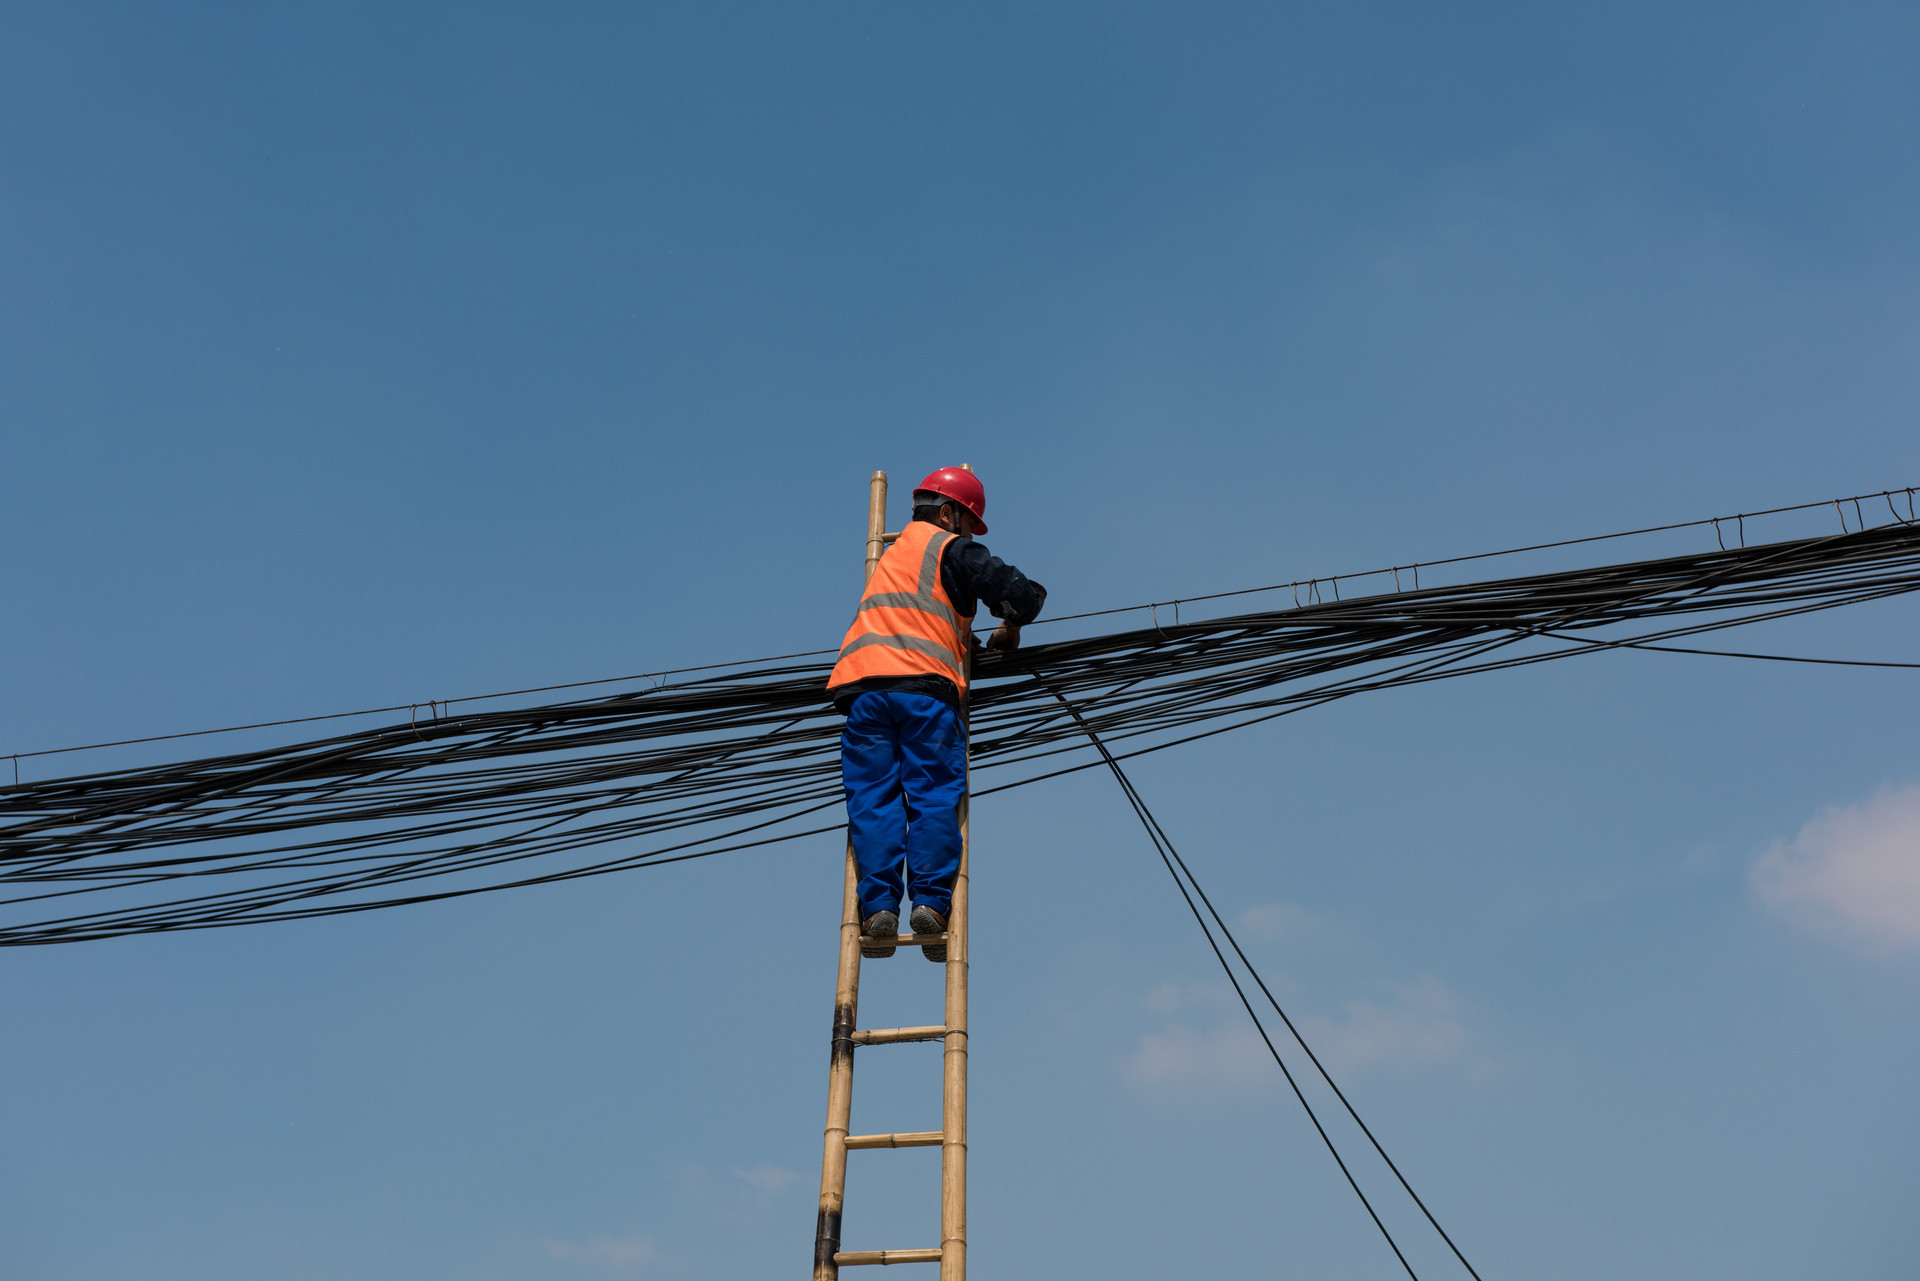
[813,469,971,1279]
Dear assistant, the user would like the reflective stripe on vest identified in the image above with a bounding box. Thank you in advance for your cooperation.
[836,632,963,674]
[826,521,976,694]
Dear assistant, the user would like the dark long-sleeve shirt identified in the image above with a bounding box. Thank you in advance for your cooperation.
[831,517,1047,712]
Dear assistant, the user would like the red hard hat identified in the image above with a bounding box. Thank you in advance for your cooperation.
[914,467,988,534]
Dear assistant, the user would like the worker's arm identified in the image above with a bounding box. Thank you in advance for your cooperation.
[943,540,1047,652]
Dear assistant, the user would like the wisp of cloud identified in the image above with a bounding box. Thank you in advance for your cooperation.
[1753,782,1920,950]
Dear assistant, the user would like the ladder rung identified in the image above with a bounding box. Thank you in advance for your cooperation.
[849,1025,948,1045]
[868,933,947,947]
[845,1130,943,1149]
[835,1248,943,1266]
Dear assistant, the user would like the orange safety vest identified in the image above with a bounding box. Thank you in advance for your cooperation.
[827,520,976,697]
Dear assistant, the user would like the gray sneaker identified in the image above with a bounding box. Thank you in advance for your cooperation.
[861,910,899,959]
[909,905,948,963]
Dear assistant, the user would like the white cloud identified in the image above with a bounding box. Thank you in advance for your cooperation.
[1126,981,1280,1091]
[1235,900,1320,942]
[1128,1019,1278,1091]
[544,1235,657,1270]
[1753,782,1920,949]
[1297,977,1469,1074]
[730,1163,800,1192]
[1140,979,1262,1017]
[1125,976,1470,1090]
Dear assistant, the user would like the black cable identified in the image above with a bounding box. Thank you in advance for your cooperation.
[1031,485,1918,630]
[1534,631,1920,668]
[1041,683,1426,1279]
[4,650,845,763]
[4,519,1920,945]
[12,483,1912,766]
[1048,684,1488,1280]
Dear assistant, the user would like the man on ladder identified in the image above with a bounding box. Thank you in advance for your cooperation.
[826,467,1047,961]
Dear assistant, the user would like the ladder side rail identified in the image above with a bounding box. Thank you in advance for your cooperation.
[814,469,890,1281]
[940,645,971,1281]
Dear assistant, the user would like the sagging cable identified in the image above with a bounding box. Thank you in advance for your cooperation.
[1046,682,1485,1281]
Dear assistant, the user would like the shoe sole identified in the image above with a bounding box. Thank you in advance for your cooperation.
[861,912,898,959]
[909,906,947,963]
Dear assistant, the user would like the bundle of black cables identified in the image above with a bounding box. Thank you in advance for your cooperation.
[2,517,1917,946]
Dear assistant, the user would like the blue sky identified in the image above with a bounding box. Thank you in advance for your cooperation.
[4,3,1919,1278]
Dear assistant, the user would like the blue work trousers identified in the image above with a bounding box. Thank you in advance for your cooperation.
[840,692,966,921]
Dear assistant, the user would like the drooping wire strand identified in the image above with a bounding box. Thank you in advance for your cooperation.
[1047,684,1484,1281]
